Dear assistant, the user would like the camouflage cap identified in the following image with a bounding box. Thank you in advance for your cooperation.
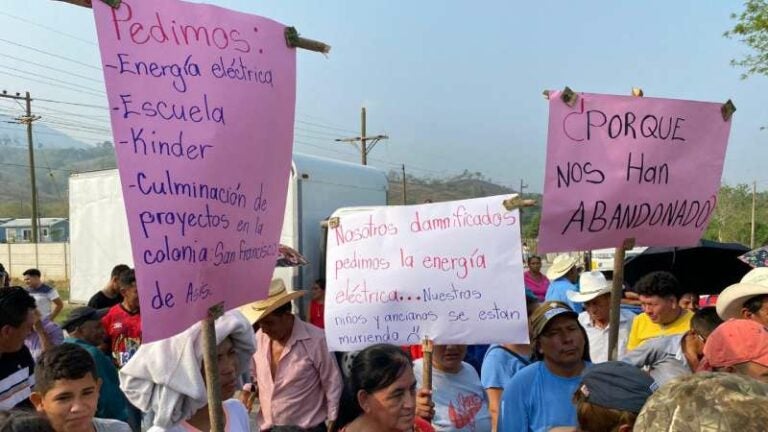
[634,372,768,432]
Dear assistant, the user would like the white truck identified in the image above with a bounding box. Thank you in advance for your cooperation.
[68,152,388,304]
[590,246,648,273]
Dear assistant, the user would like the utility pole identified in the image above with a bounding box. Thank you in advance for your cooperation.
[519,179,528,217]
[1,91,40,247]
[335,107,388,165]
[402,164,407,204]
[752,180,757,249]
[361,107,367,165]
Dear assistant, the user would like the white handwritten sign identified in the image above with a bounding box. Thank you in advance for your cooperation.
[325,196,529,351]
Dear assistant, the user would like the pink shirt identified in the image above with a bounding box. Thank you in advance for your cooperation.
[524,270,550,301]
[253,318,342,430]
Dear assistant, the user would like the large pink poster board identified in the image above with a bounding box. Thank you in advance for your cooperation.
[93,0,296,341]
[538,92,732,253]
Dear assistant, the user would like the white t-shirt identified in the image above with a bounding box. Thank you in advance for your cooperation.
[413,359,492,432]
[147,399,252,431]
[29,285,59,318]
[93,418,132,431]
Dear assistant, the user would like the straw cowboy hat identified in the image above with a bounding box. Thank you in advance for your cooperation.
[546,255,580,280]
[568,271,612,303]
[239,279,304,324]
[716,268,768,321]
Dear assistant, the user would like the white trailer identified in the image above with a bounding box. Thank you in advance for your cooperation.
[68,152,388,304]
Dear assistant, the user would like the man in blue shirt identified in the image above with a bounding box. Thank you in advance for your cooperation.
[498,301,591,432]
[62,306,133,426]
[545,255,583,313]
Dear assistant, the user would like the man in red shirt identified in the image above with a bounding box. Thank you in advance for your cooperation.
[101,268,142,368]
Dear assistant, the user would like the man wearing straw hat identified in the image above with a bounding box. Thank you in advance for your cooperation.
[716,267,768,326]
[545,255,583,313]
[568,271,635,363]
[240,279,343,432]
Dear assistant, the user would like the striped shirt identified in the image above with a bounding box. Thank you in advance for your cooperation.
[0,346,35,410]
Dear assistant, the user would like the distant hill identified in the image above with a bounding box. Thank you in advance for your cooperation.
[0,144,117,218]
[387,169,541,238]
[0,114,95,150]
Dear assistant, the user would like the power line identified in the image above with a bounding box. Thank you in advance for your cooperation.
[0,162,74,173]
[294,127,343,139]
[35,98,108,110]
[0,37,101,71]
[33,106,111,121]
[36,113,111,131]
[0,124,107,141]
[39,120,111,135]
[0,70,106,99]
[294,139,454,177]
[33,130,65,200]
[0,12,97,46]
[0,65,105,95]
[296,113,359,133]
[295,119,358,134]
[1,54,103,84]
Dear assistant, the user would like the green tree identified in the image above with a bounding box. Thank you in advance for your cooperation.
[704,183,768,247]
[725,0,768,79]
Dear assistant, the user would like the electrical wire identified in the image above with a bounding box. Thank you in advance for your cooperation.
[1,54,103,84]
[0,65,105,95]
[0,37,101,71]
[0,11,97,46]
[0,70,106,99]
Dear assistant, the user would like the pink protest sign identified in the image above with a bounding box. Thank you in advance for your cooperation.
[93,0,295,342]
[538,92,732,253]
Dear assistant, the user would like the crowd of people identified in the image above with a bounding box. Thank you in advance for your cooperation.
[1,256,768,431]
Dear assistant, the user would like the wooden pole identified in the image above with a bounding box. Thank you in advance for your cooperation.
[201,306,225,432]
[608,88,644,361]
[402,164,407,205]
[361,107,367,165]
[421,338,433,390]
[607,238,632,360]
[751,180,756,249]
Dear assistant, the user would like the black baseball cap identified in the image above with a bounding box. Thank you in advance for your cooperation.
[61,306,107,332]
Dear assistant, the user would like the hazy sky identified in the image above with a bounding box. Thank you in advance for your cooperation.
[0,0,766,192]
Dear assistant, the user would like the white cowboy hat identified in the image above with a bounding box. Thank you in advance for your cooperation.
[239,279,305,324]
[716,268,768,320]
[568,271,612,303]
[546,255,579,280]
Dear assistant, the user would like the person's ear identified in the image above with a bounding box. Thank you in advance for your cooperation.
[740,308,753,319]
[29,392,45,412]
[618,424,633,432]
[357,390,370,413]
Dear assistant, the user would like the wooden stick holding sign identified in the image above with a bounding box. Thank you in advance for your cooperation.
[52,0,332,54]
[421,338,434,390]
[606,87,645,361]
[421,338,434,426]
[201,303,226,432]
[607,237,635,360]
